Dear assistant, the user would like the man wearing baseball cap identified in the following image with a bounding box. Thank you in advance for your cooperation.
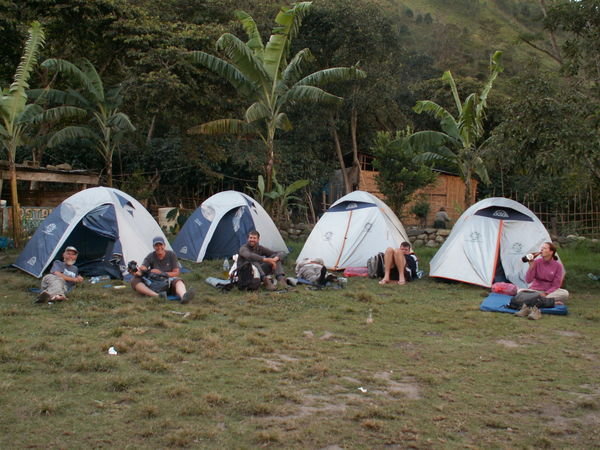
[129,236,194,303]
[35,246,84,303]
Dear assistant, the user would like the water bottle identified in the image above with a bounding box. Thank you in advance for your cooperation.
[222,258,230,279]
[91,275,110,284]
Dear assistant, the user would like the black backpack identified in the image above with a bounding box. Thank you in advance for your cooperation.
[367,252,385,279]
[234,262,262,291]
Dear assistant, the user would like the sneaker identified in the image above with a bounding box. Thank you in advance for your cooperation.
[514,305,531,317]
[528,306,542,320]
[35,291,51,304]
[181,289,194,304]
[264,276,277,291]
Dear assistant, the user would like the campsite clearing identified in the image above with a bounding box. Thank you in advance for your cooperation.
[1,244,599,448]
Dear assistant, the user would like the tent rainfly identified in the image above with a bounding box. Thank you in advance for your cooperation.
[172,190,287,262]
[15,187,169,278]
[297,190,409,270]
[429,197,552,288]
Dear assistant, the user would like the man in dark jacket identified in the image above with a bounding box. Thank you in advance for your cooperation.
[238,230,286,291]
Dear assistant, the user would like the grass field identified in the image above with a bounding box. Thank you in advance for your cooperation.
[1,244,599,448]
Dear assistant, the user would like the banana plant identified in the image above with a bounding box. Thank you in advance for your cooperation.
[188,2,365,192]
[0,22,45,245]
[409,51,503,207]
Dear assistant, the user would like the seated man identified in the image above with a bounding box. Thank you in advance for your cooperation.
[129,236,194,303]
[238,230,286,291]
[379,241,418,286]
[36,246,84,303]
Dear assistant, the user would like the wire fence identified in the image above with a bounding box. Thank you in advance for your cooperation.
[508,190,600,238]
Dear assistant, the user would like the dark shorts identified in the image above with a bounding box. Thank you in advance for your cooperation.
[131,276,182,294]
[389,268,413,282]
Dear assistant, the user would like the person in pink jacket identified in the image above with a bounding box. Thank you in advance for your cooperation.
[523,241,569,304]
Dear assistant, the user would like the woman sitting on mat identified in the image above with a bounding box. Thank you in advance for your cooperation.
[521,241,569,304]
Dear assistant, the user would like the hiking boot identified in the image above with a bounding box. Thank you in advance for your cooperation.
[181,289,194,304]
[528,306,542,320]
[514,305,531,317]
[35,291,51,304]
[264,276,277,291]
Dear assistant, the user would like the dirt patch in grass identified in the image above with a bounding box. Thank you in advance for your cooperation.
[496,339,520,348]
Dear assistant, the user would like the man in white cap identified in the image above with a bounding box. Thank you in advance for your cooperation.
[36,246,84,303]
[129,236,194,303]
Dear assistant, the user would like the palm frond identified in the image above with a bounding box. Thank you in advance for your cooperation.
[441,70,462,114]
[108,111,135,132]
[216,34,270,87]
[459,94,481,145]
[32,105,86,124]
[282,49,314,85]
[28,88,85,107]
[189,50,255,97]
[187,118,256,136]
[42,59,97,101]
[6,21,45,123]
[476,51,503,120]
[279,85,342,107]
[18,103,43,124]
[274,112,292,131]
[245,102,270,123]
[407,130,452,154]
[263,2,312,82]
[48,125,99,147]
[79,59,104,102]
[235,10,264,60]
[296,66,366,87]
[414,101,460,140]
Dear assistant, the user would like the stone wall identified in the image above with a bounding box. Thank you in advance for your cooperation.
[406,227,451,248]
[280,222,314,241]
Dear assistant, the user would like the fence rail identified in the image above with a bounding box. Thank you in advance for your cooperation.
[506,190,600,238]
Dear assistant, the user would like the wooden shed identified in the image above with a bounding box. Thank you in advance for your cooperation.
[357,154,477,227]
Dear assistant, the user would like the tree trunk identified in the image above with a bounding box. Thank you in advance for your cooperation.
[106,156,113,187]
[8,159,22,247]
[146,115,156,145]
[463,173,474,208]
[350,106,361,190]
[265,134,275,194]
[330,116,351,194]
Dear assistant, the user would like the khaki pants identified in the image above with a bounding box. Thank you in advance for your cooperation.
[41,274,69,297]
[518,288,569,303]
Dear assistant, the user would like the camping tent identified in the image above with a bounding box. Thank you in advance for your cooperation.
[172,190,287,262]
[15,187,168,278]
[429,197,552,288]
[297,190,409,270]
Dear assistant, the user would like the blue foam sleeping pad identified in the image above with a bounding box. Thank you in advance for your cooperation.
[480,293,568,315]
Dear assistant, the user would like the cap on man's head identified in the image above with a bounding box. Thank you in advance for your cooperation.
[65,246,78,254]
[152,236,165,246]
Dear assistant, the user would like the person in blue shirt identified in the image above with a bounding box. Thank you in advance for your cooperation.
[36,246,83,303]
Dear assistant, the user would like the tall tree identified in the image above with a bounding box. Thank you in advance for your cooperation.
[187,2,366,192]
[371,129,437,212]
[0,22,45,246]
[39,58,135,187]
[409,51,503,207]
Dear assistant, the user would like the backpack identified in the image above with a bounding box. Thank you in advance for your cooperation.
[367,252,385,279]
[234,262,262,291]
[508,291,555,309]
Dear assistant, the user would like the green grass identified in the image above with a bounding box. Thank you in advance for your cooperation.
[0,244,599,448]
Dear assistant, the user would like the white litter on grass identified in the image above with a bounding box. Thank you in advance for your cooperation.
[113,285,126,289]
[108,346,118,355]
[358,387,367,393]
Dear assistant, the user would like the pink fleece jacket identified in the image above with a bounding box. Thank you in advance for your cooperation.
[525,258,564,294]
